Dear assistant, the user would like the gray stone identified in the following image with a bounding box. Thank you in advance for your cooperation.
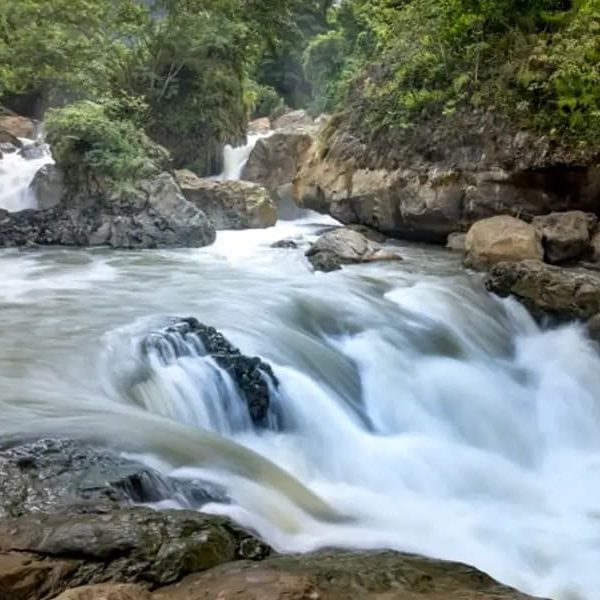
[175,171,276,230]
[306,227,402,272]
[0,172,216,249]
[485,260,600,320]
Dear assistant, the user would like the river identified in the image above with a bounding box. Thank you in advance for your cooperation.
[1,141,600,600]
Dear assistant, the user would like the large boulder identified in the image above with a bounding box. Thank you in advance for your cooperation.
[153,551,541,600]
[241,131,314,192]
[465,216,543,269]
[30,164,65,210]
[0,172,216,249]
[532,210,597,264]
[485,260,600,319]
[3,549,542,600]
[293,121,600,243]
[0,114,36,139]
[175,170,276,230]
[271,109,315,130]
[0,439,226,520]
[0,506,267,598]
[306,227,402,272]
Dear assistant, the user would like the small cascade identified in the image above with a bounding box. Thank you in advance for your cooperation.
[217,133,270,181]
[0,141,53,212]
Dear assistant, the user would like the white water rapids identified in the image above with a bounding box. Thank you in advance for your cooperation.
[1,143,600,600]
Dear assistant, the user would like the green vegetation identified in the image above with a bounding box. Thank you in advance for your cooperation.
[2,0,600,175]
[45,101,167,190]
[305,0,600,149]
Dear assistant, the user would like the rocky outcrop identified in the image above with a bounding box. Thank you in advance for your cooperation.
[175,170,276,229]
[0,439,226,520]
[271,109,315,130]
[0,506,268,599]
[48,552,542,600]
[306,227,402,272]
[241,127,316,220]
[293,120,600,242]
[532,210,597,264]
[465,216,543,269]
[0,172,216,249]
[0,114,36,139]
[241,131,314,192]
[30,164,65,210]
[485,260,600,320]
[142,318,279,427]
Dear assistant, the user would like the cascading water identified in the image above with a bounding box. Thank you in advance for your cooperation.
[1,205,600,597]
[0,140,53,211]
[216,132,271,181]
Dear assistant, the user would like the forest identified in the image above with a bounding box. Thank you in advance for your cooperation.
[1,0,599,178]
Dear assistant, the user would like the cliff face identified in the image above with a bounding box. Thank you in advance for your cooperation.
[294,110,600,243]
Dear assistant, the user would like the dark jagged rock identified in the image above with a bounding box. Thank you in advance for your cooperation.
[143,318,278,428]
[0,173,216,249]
[0,439,227,519]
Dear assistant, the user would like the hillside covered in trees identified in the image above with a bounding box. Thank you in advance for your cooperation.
[1,0,599,175]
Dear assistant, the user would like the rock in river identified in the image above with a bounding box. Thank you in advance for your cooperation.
[306,227,402,272]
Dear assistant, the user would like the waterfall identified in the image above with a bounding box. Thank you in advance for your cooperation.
[0,141,52,212]
[217,133,271,181]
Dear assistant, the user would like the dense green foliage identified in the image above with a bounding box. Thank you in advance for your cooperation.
[2,0,600,176]
[306,0,600,148]
[0,0,304,174]
[45,101,167,189]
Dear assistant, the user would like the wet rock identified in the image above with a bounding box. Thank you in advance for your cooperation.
[18,142,47,161]
[345,223,388,243]
[270,239,299,249]
[54,584,151,600]
[465,216,543,270]
[1,144,16,156]
[0,172,216,249]
[0,551,80,600]
[485,260,600,320]
[0,114,36,139]
[586,313,600,343]
[30,164,65,209]
[0,439,226,519]
[143,317,279,427]
[306,228,402,272]
[175,170,276,229]
[532,211,597,264]
[153,551,542,600]
[447,232,466,251]
[0,507,249,589]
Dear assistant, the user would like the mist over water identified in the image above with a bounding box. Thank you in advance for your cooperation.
[1,142,600,600]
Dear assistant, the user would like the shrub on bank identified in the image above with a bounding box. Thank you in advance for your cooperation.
[45,101,168,189]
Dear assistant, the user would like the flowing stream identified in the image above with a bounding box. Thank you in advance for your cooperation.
[1,143,600,600]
